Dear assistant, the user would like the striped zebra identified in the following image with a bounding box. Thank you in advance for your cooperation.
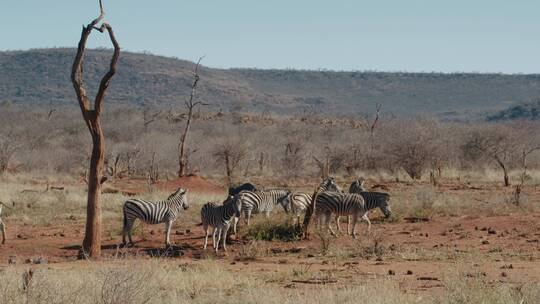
[0,201,6,244]
[299,177,342,232]
[282,192,312,225]
[348,177,366,193]
[201,195,242,253]
[337,191,392,234]
[122,188,189,247]
[234,189,291,227]
[315,191,391,238]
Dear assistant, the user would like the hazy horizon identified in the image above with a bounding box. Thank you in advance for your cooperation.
[1,0,539,74]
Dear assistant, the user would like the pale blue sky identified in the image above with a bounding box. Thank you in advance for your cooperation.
[1,0,539,73]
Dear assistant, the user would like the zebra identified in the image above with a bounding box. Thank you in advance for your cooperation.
[201,195,242,253]
[0,201,6,244]
[228,183,257,196]
[336,191,392,234]
[315,191,391,238]
[282,192,312,225]
[348,177,366,193]
[234,189,291,228]
[122,188,189,247]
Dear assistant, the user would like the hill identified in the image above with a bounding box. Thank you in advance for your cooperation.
[487,99,540,121]
[2,48,540,119]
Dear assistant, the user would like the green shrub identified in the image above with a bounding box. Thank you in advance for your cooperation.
[243,220,302,242]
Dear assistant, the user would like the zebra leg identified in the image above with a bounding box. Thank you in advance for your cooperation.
[233,216,238,237]
[362,214,371,235]
[0,219,5,245]
[203,224,209,250]
[351,215,358,239]
[124,217,135,246]
[335,215,341,234]
[165,220,172,247]
[347,216,351,235]
[326,213,337,237]
[222,224,231,252]
[212,227,217,250]
[215,227,222,253]
[246,210,252,226]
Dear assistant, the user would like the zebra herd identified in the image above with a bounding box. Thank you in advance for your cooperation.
[120,177,392,253]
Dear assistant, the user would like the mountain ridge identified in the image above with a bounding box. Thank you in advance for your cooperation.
[2,48,540,120]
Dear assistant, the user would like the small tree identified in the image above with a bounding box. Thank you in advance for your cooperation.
[0,131,20,174]
[178,56,205,177]
[463,128,516,187]
[71,0,120,258]
[213,140,247,186]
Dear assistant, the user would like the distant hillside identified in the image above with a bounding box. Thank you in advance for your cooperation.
[487,99,540,121]
[2,48,540,119]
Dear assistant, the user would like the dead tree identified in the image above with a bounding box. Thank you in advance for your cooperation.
[213,141,247,187]
[178,56,205,177]
[71,0,120,258]
[142,107,161,131]
[514,146,540,205]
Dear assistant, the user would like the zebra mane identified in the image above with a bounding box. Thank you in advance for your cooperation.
[166,188,186,201]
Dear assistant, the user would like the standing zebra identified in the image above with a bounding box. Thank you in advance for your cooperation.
[122,188,189,247]
[0,201,6,245]
[201,195,242,252]
[282,192,312,225]
[234,189,291,228]
[315,191,391,238]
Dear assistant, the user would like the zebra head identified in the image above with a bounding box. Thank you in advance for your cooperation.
[281,194,292,213]
[379,196,392,218]
[275,190,292,211]
[318,177,340,193]
[167,188,189,210]
[232,195,242,217]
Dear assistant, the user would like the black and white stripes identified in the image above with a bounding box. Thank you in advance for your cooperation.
[282,192,312,225]
[237,189,291,225]
[348,178,366,194]
[122,188,189,247]
[201,195,242,252]
[315,191,391,238]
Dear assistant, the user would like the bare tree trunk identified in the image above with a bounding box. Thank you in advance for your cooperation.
[71,0,120,258]
[178,57,204,177]
[178,106,193,177]
[494,156,509,187]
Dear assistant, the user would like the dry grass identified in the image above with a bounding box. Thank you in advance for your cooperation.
[0,260,538,304]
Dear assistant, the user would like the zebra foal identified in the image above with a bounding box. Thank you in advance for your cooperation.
[315,192,391,238]
[201,195,242,252]
[122,188,189,247]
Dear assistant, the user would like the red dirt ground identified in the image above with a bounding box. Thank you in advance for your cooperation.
[110,175,225,195]
[1,212,539,294]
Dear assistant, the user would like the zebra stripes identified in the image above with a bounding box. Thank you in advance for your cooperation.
[201,195,242,252]
[236,189,291,226]
[348,178,366,194]
[282,192,312,225]
[122,188,189,247]
[315,191,391,238]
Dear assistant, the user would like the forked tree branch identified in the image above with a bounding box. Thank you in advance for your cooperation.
[71,0,119,134]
